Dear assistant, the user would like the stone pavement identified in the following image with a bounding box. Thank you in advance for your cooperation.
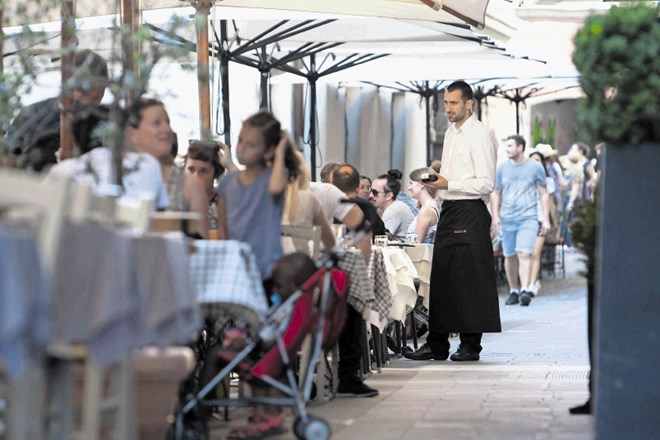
[209,250,593,440]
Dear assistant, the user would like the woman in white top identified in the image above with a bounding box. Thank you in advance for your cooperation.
[407,167,440,244]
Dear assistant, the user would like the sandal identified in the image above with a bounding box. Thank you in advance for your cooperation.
[227,413,287,440]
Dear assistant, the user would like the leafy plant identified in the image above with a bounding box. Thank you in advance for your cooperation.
[572,3,660,145]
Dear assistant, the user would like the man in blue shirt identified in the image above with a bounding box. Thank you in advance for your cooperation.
[491,135,551,306]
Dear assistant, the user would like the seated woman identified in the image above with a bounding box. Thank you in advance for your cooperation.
[282,149,336,256]
[124,98,209,238]
[369,169,415,241]
[184,141,225,231]
[407,167,440,244]
[49,103,169,210]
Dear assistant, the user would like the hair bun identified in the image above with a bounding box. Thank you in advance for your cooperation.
[387,169,403,180]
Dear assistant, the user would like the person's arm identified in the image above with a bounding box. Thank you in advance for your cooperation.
[538,186,551,236]
[268,132,290,196]
[566,179,580,211]
[414,206,435,243]
[313,208,337,251]
[490,189,502,233]
[341,205,371,262]
[215,195,228,240]
[183,174,210,238]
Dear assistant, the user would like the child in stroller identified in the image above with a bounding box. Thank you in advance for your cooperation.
[173,250,349,440]
[218,252,318,439]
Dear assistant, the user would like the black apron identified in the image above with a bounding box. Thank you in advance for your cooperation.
[429,199,501,333]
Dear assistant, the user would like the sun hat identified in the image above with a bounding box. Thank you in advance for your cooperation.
[532,143,558,158]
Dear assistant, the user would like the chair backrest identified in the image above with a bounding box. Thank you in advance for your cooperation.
[281,224,322,260]
[0,169,72,277]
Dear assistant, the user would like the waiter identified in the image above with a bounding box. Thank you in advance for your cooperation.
[404,80,501,362]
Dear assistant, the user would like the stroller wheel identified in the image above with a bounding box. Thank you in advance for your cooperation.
[293,415,331,440]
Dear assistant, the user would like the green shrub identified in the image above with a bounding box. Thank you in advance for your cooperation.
[572,4,660,144]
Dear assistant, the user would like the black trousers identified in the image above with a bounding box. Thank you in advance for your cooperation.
[338,304,363,380]
[427,331,483,355]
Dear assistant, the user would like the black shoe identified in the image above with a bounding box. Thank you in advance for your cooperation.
[569,400,591,415]
[450,348,480,362]
[505,292,519,305]
[520,291,532,306]
[337,378,379,398]
[402,343,448,361]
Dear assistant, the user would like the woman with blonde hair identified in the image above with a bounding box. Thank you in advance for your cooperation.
[407,167,440,244]
[281,149,336,255]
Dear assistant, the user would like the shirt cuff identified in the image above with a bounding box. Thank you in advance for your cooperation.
[448,180,462,192]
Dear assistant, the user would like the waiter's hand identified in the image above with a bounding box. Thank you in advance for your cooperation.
[423,171,449,190]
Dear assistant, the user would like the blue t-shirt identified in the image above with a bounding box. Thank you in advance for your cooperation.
[216,168,283,280]
[495,159,546,221]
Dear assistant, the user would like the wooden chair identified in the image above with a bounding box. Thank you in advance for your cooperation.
[281,224,322,260]
[0,169,73,440]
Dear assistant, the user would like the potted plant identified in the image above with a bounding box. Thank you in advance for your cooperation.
[571,4,659,438]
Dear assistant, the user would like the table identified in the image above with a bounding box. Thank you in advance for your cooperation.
[52,222,200,366]
[376,246,419,325]
[404,244,434,308]
[189,240,269,330]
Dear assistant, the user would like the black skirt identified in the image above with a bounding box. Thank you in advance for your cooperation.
[429,200,502,333]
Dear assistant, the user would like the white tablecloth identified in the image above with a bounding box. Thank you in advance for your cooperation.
[405,244,434,308]
[377,246,419,324]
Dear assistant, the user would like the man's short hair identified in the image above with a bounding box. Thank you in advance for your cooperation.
[333,164,360,194]
[446,80,473,101]
[73,49,108,91]
[320,161,343,183]
[507,134,526,151]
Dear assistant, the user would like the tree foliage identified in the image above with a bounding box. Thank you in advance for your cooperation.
[572,3,660,145]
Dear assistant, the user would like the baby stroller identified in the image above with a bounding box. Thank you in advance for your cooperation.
[169,201,371,440]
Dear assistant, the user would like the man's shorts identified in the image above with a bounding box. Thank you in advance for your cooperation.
[501,217,539,257]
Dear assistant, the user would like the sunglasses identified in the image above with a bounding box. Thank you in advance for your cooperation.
[371,189,391,197]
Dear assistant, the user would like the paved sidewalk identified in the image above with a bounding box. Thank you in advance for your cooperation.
[210,250,593,440]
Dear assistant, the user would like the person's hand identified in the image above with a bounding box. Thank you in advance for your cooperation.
[540,220,551,236]
[422,171,449,190]
[274,130,291,159]
[491,217,501,236]
[217,141,237,171]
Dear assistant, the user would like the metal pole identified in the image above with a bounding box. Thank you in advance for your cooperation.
[193,0,212,141]
[259,46,269,110]
[0,8,4,75]
[424,81,431,165]
[59,0,76,161]
[308,54,318,181]
[220,20,231,146]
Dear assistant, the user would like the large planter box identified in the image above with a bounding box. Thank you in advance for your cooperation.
[595,142,660,439]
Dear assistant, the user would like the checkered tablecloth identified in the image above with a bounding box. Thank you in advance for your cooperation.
[337,249,376,320]
[367,248,393,330]
[189,240,269,323]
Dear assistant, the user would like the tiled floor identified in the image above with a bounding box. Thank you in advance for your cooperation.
[209,250,592,440]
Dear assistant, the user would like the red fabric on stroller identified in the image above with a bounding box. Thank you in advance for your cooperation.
[220,266,348,382]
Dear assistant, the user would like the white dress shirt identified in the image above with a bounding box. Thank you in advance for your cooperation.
[440,113,497,201]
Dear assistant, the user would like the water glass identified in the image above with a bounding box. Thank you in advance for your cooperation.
[374,235,388,247]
